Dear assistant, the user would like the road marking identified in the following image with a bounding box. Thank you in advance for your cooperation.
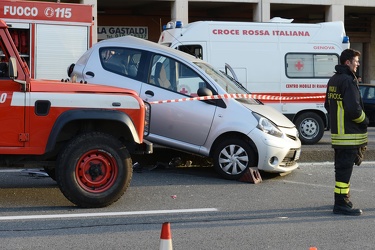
[0,208,218,221]
[0,169,25,173]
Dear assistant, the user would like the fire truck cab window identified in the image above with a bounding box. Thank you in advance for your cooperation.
[0,39,9,78]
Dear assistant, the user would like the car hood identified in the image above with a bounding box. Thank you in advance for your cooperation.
[244,103,296,128]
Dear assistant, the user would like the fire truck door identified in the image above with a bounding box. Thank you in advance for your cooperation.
[0,43,25,147]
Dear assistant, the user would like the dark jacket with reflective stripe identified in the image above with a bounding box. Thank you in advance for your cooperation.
[324,65,368,148]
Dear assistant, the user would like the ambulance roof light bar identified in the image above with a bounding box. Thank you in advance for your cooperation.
[175,21,183,28]
[162,21,184,31]
[343,36,350,43]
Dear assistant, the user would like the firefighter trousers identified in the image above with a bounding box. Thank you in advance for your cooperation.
[334,148,358,204]
[334,148,357,184]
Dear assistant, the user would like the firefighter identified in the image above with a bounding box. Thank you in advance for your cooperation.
[324,48,368,216]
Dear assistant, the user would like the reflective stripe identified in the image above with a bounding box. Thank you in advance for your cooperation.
[334,181,350,195]
[334,187,350,194]
[353,110,366,123]
[337,101,345,134]
[336,182,350,188]
[331,132,368,146]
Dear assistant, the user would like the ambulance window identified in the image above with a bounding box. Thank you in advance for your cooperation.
[285,53,338,78]
[0,38,9,78]
[148,54,208,96]
[99,47,143,79]
[178,45,203,60]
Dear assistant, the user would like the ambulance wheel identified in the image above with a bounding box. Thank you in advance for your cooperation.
[295,112,324,145]
[56,132,132,208]
[212,137,256,180]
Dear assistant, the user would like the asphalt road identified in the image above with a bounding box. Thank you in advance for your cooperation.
[1,161,375,249]
[1,129,375,249]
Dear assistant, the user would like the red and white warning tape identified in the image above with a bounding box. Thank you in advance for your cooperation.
[149,93,325,104]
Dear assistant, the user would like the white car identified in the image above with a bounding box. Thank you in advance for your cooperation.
[68,36,301,180]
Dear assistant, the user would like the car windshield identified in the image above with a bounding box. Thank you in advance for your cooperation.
[194,62,259,104]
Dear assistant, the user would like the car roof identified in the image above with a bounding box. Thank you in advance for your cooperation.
[96,35,201,63]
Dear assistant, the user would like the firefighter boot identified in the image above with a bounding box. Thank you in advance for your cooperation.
[346,191,353,208]
[333,194,362,216]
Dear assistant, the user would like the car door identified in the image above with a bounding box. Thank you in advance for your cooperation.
[140,54,217,148]
[360,85,375,125]
[0,44,25,147]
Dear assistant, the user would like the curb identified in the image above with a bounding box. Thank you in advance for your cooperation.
[299,149,375,162]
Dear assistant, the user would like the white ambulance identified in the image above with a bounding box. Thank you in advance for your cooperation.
[158,18,350,144]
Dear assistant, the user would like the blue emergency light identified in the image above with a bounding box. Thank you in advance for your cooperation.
[175,21,183,28]
[343,36,349,43]
[162,21,183,31]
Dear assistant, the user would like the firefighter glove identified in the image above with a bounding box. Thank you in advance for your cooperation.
[354,146,367,166]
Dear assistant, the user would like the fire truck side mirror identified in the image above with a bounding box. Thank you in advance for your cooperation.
[8,57,18,79]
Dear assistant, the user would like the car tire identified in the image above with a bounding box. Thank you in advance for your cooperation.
[212,137,256,180]
[56,132,132,208]
[295,112,324,145]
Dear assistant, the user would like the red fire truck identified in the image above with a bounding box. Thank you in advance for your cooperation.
[0,0,93,80]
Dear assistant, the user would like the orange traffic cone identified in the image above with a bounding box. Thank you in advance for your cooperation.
[159,222,173,250]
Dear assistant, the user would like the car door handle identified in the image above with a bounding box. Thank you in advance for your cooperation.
[145,90,154,97]
[85,71,95,77]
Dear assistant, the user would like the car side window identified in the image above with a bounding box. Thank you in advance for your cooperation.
[148,55,207,97]
[0,38,9,78]
[367,87,375,100]
[99,47,142,79]
[359,87,365,98]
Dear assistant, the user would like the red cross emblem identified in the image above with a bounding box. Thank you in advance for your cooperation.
[180,87,189,95]
[179,85,192,95]
[295,60,304,71]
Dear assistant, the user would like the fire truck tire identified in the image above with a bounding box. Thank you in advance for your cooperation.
[56,132,132,208]
[212,137,256,180]
[295,112,324,145]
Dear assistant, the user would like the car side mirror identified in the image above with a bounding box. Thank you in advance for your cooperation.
[67,63,75,77]
[197,87,213,97]
[197,87,226,108]
[8,57,17,79]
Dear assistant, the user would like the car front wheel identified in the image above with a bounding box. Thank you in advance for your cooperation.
[212,137,256,180]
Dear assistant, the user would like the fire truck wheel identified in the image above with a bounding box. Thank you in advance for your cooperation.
[295,112,324,145]
[212,137,256,180]
[56,132,132,208]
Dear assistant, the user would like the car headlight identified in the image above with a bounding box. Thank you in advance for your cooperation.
[253,112,283,138]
